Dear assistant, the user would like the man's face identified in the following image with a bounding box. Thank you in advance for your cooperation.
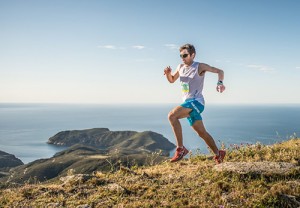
[180,49,194,65]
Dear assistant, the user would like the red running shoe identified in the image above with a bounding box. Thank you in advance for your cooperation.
[214,150,226,164]
[170,146,189,162]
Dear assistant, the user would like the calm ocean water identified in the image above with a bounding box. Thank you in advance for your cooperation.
[0,103,299,164]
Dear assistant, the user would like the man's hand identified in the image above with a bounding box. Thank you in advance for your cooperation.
[216,84,225,93]
[164,66,172,75]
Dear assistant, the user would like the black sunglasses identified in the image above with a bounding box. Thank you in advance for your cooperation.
[180,53,189,58]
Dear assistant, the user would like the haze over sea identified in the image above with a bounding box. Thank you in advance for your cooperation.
[0,103,299,164]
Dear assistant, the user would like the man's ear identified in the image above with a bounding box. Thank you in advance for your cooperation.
[191,53,196,59]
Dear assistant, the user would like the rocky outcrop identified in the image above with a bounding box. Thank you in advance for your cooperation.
[0,150,23,169]
[0,151,24,178]
[47,128,176,155]
[0,150,24,177]
[214,161,298,175]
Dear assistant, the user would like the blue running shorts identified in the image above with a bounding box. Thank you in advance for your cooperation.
[180,99,205,126]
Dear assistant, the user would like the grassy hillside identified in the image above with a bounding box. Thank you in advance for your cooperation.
[0,138,299,207]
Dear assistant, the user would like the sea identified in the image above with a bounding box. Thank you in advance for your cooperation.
[0,103,299,164]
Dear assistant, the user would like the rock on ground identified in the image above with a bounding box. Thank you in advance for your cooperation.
[214,161,297,175]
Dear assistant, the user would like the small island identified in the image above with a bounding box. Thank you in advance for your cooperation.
[47,128,176,155]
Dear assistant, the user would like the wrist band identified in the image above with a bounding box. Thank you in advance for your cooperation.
[217,81,223,85]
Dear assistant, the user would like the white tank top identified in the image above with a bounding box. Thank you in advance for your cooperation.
[177,62,205,105]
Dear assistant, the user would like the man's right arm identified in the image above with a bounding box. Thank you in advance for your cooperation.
[164,66,179,83]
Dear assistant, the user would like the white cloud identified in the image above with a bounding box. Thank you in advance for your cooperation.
[97,45,117,49]
[98,45,147,50]
[97,45,126,50]
[132,45,145,49]
[246,64,275,72]
[164,44,179,50]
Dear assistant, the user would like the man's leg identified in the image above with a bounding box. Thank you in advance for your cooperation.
[191,120,219,155]
[168,106,192,147]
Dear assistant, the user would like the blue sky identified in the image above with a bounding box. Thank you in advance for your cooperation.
[1,0,300,104]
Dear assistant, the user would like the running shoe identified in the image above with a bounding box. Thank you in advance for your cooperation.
[170,146,189,162]
[214,150,226,164]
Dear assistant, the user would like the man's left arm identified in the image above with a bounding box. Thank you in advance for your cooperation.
[199,63,225,93]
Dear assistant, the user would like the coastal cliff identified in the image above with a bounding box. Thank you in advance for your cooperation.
[0,150,23,169]
[0,150,23,177]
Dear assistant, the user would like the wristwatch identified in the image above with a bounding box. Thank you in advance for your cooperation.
[217,81,223,85]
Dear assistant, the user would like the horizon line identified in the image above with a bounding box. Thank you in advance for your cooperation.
[0,102,300,106]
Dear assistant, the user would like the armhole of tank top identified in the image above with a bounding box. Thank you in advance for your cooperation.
[197,62,205,77]
[195,62,201,77]
[176,64,184,73]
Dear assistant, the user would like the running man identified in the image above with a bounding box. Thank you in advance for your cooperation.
[164,43,226,164]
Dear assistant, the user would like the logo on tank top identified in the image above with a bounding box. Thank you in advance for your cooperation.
[181,82,189,93]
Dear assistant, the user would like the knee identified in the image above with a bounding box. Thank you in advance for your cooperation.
[168,111,177,123]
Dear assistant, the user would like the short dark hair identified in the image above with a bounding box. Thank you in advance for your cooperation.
[179,44,196,55]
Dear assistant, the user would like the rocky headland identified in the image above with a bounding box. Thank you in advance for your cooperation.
[0,150,23,177]
[47,128,175,155]
[0,128,175,184]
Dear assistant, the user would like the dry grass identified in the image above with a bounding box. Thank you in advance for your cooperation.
[0,138,299,207]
